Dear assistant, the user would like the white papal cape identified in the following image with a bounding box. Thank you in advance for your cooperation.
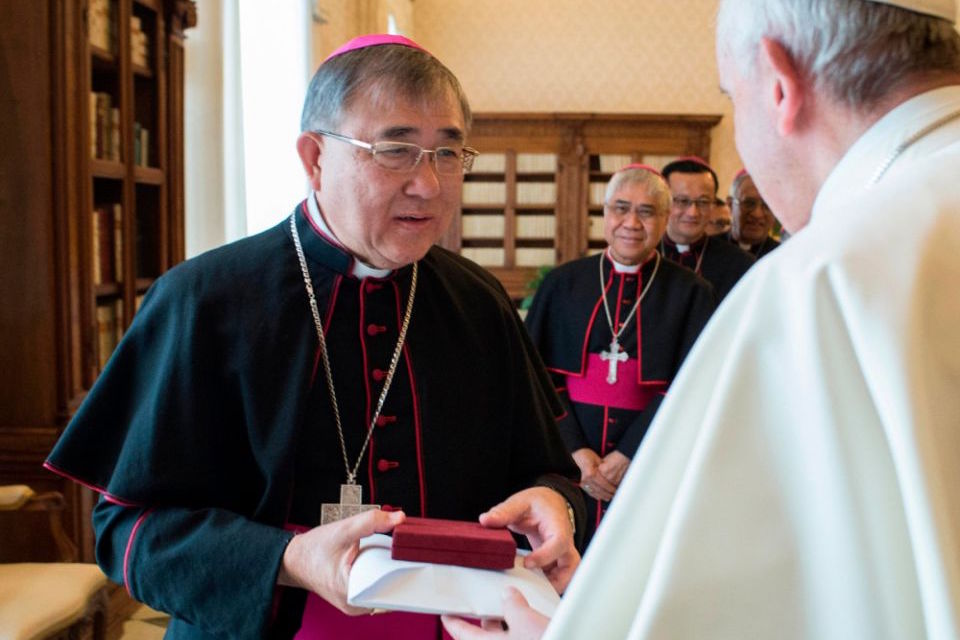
[547,86,960,639]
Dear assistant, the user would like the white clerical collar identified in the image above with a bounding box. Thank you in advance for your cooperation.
[675,243,690,253]
[307,192,393,279]
[739,241,752,251]
[813,85,960,223]
[605,249,642,273]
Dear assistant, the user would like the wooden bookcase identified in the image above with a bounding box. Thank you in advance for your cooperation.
[443,113,722,301]
[0,0,196,562]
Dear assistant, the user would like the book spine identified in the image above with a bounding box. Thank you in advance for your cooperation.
[89,92,98,158]
[94,206,114,283]
[91,211,102,285]
[140,127,149,167]
[113,203,123,281]
[109,107,121,161]
[96,303,116,370]
[95,93,110,160]
[114,298,125,344]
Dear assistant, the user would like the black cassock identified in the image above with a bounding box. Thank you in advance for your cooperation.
[661,234,755,302]
[525,252,714,545]
[45,202,583,639]
[727,233,781,260]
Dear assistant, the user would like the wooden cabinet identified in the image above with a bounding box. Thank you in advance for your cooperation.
[443,113,722,301]
[0,0,196,561]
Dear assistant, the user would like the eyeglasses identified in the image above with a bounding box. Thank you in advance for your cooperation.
[313,129,479,175]
[671,196,715,210]
[732,197,771,214]
[605,200,661,221]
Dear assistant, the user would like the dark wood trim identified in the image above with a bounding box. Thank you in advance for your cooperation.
[0,0,195,565]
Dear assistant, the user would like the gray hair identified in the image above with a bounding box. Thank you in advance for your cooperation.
[605,168,672,215]
[300,44,472,133]
[716,0,960,109]
[729,170,752,198]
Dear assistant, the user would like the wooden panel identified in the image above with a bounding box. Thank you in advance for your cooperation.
[0,0,196,565]
[452,113,722,299]
[0,2,59,427]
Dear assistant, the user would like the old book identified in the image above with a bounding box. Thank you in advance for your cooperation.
[92,206,115,283]
[113,203,123,281]
[96,303,117,370]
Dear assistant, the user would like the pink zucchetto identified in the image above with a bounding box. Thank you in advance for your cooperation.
[616,163,664,177]
[323,34,430,64]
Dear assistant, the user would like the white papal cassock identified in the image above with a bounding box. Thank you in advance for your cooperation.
[546,85,960,639]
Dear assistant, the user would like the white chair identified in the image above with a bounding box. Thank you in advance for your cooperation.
[0,485,109,640]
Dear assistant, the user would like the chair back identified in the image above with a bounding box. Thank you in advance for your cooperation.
[0,485,78,562]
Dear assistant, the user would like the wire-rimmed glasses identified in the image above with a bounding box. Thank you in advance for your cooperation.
[604,200,661,221]
[314,129,478,175]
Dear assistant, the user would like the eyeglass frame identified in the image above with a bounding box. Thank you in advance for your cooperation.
[312,129,479,175]
[731,196,772,214]
[671,195,716,210]
[604,199,664,221]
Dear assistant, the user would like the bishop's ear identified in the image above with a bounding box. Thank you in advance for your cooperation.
[759,37,804,137]
[296,132,323,191]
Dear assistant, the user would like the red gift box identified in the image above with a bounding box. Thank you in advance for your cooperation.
[391,517,517,570]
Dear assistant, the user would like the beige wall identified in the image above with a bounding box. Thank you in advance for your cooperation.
[310,0,415,65]
[304,1,960,203]
[412,0,738,191]
[309,0,738,192]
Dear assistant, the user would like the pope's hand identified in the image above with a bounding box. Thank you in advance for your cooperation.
[441,587,549,639]
[479,487,580,593]
[277,509,405,614]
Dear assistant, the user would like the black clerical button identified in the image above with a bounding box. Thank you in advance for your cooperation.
[608,417,617,424]
[372,368,386,381]
[377,458,399,473]
[365,282,383,293]
[367,323,387,336]
[375,414,396,428]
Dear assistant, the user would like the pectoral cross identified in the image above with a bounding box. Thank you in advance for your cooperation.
[600,340,629,385]
[320,483,380,525]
